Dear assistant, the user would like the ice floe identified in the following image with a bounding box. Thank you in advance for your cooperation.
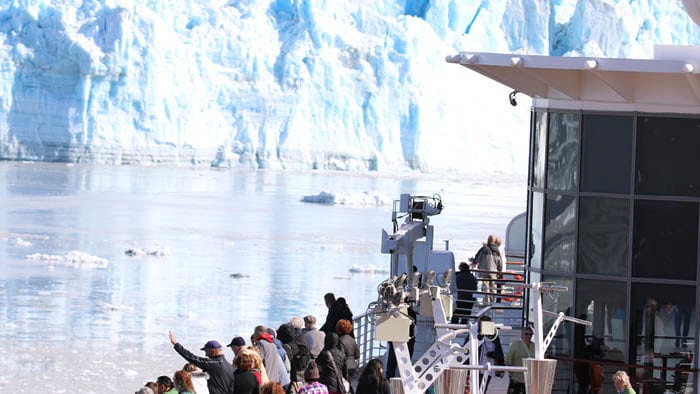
[301,191,391,206]
[124,245,171,257]
[348,264,390,274]
[26,251,109,268]
[9,237,32,247]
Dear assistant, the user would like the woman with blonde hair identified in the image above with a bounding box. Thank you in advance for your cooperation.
[243,346,269,385]
[613,370,636,394]
[233,349,261,394]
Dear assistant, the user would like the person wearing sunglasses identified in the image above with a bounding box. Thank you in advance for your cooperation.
[505,327,535,394]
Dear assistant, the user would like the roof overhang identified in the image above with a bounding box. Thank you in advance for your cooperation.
[446,48,700,114]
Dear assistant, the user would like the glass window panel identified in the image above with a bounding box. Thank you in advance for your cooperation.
[636,116,700,197]
[552,361,573,393]
[532,111,547,188]
[631,283,695,388]
[529,191,544,270]
[547,112,580,191]
[575,279,628,364]
[580,114,633,194]
[542,275,573,357]
[544,194,576,272]
[632,200,698,280]
[577,197,630,276]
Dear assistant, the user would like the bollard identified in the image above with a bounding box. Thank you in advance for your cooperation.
[389,377,405,394]
[433,368,469,394]
[523,358,557,394]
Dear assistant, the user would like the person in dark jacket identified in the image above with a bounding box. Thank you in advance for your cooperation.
[356,358,390,394]
[233,349,261,394]
[316,333,348,394]
[336,319,359,378]
[320,294,353,336]
[277,323,308,384]
[169,331,235,394]
[451,261,478,323]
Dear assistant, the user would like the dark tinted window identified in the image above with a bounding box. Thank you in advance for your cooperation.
[577,197,630,276]
[532,111,547,188]
[547,113,580,191]
[632,200,698,280]
[544,193,576,272]
[636,116,700,196]
[581,114,633,194]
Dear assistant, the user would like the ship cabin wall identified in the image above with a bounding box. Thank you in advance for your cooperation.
[525,108,699,393]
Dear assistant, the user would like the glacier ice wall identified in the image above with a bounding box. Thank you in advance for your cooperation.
[0,0,698,174]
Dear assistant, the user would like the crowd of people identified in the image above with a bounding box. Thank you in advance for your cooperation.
[135,292,384,394]
[135,233,643,394]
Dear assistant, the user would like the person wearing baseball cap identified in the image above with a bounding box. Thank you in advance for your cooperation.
[169,331,235,394]
[227,336,247,356]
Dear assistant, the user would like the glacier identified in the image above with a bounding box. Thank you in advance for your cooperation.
[0,0,699,175]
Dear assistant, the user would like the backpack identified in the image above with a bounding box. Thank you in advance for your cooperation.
[291,336,310,373]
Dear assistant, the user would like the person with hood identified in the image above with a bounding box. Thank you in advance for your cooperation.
[277,323,310,384]
[474,235,503,304]
[169,331,234,394]
[253,325,291,387]
[298,360,328,394]
[316,333,348,394]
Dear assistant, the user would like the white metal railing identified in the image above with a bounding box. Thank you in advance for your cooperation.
[353,310,385,368]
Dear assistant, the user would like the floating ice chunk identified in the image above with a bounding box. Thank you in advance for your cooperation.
[26,251,109,268]
[229,273,250,278]
[349,264,390,274]
[9,238,32,247]
[301,191,391,206]
[124,244,171,257]
[101,303,134,312]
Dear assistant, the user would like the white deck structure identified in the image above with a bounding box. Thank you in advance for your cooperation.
[446,46,700,114]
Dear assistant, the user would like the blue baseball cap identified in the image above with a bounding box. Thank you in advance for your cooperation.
[200,340,222,350]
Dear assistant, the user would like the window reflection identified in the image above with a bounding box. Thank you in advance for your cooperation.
[529,192,544,270]
[542,275,572,356]
[577,197,630,276]
[532,111,547,188]
[631,284,695,392]
[575,279,627,394]
[544,194,576,272]
[547,113,580,191]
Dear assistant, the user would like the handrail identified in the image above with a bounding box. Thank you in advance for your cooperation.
[353,310,384,369]
[547,354,699,373]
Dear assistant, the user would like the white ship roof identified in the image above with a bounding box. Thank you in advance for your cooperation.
[446,46,700,114]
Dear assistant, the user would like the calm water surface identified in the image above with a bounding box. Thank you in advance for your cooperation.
[0,162,525,392]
